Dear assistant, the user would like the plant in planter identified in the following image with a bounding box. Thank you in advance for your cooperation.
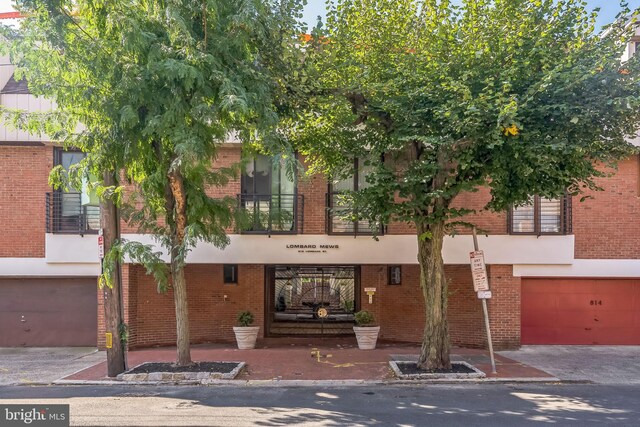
[353,310,380,350]
[233,311,260,350]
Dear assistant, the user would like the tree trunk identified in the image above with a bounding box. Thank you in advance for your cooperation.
[168,169,192,366]
[416,220,451,370]
[101,171,127,377]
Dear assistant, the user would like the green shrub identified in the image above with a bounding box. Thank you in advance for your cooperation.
[354,310,374,326]
[237,311,254,327]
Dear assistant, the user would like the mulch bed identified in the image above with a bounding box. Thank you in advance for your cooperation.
[394,361,476,375]
[126,362,239,375]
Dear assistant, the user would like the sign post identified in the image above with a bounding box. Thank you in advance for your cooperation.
[470,227,497,374]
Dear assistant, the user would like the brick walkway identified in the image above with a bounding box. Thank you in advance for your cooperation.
[63,338,554,382]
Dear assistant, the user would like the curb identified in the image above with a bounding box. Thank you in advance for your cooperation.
[47,376,562,387]
[117,362,245,382]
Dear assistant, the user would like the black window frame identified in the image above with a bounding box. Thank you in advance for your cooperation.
[388,265,402,285]
[47,148,100,235]
[238,154,302,235]
[507,195,572,236]
[223,264,239,284]
[240,154,298,197]
[326,157,385,236]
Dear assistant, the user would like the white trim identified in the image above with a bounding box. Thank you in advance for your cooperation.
[43,233,574,265]
[122,233,573,265]
[513,259,640,278]
[0,258,99,277]
[46,233,99,263]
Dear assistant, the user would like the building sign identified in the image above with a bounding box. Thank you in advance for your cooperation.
[364,287,376,304]
[469,250,489,292]
[286,244,340,254]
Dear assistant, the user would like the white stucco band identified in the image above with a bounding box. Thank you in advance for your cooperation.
[0,258,100,277]
[46,233,99,263]
[45,233,575,265]
[4,234,639,278]
[513,259,640,278]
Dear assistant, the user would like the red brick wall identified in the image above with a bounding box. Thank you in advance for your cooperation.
[119,263,265,349]
[4,146,639,260]
[97,263,520,349]
[0,145,52,257]
[95,146,512,239]
[119,145,242,234]
[573,156,640,259]
[450,187,508,235]
[487,264,521,349]
[360,264,518,350]
[97,263,135,349]
[97,284,105,348]
[297,171,328,234]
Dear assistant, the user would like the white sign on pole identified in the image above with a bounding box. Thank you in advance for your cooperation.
[469,250,489,292]
[477,290,492,299]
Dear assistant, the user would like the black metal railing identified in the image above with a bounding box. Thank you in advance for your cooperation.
[325,192,382,236]
[237,193,303,234]
[45,192,100,235]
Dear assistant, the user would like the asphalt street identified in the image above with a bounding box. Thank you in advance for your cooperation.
[1,383,639,426]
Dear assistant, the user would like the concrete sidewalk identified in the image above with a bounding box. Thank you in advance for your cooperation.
[0,347,105,385]
[6,345,640,386]
[500,345,640,385]
[60,339,555,384]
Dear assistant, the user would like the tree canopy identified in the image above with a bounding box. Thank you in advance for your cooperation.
[289,0,640,369]
[1,0,305,365]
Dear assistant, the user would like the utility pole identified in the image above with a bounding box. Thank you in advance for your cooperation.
[101,171,127,376]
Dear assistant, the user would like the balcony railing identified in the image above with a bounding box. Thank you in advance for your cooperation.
[45,192,100,235]
[238,193,303,234]
[326,192,383,236]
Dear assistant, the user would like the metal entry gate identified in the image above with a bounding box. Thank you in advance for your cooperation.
[267,266,358,336]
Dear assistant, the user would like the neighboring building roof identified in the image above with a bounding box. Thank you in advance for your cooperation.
[0,12,22,20]
[0,73,30,94]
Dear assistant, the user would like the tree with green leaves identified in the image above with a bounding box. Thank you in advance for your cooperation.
[1,0,304,366]
[290,0,640,370]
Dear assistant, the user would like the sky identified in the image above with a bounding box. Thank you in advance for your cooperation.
[1,0,638,31]
[301,0,640,31]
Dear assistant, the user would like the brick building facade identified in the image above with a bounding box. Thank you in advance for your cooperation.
[1,51,640,350]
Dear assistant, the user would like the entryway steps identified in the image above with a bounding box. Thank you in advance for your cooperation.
[269,321,355,336]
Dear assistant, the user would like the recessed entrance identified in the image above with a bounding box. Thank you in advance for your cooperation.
[266,266,358,336]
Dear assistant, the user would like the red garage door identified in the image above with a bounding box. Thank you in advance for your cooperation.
[0,278,98,347]
[522,279,640,345]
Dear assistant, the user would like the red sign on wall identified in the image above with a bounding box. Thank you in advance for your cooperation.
[98,231,104,259]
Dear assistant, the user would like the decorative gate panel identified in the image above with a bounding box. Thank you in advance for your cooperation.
[268,266,357,336]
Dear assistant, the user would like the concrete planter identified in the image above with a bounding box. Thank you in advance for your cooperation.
[233,326,260,349]
[353,326,380,350]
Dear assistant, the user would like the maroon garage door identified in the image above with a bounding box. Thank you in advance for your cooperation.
[522,278,640,345]
[0,278,97,347]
